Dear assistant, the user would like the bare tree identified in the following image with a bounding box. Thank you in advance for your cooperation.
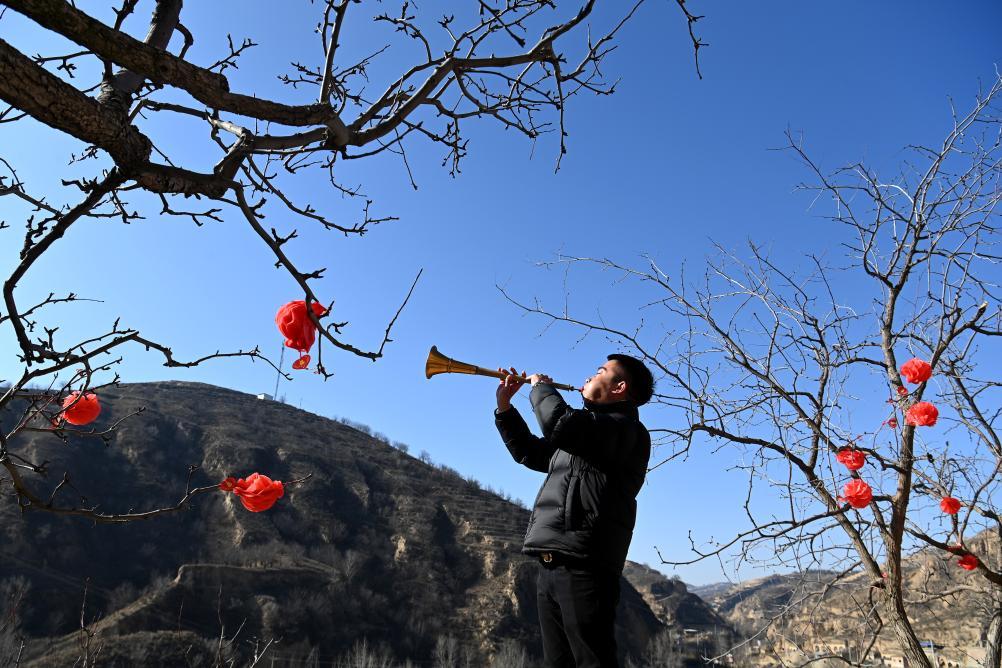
[490,638,530,668]
[0,0,702,523]
[629,627,681,667]
[434,634,460,668]
[337,638,394,668]
[0,577,28,668]
[503,74,1002,667]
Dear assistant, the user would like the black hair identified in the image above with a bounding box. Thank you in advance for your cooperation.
[607,354,655,407]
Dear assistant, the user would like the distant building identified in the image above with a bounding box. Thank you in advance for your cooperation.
[884,654,907,668]
[256,393,273,401]
[813,638,849,655]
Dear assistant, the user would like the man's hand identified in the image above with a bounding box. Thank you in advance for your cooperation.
[496,367,526,413]
[528,373,553,387]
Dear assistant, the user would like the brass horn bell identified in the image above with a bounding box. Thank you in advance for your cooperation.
[425,345,578,392]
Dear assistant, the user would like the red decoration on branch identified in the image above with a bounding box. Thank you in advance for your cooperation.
[957,554,979,571]
[219,473,284,512]
[60,392,101,426]
[836,448,866,472]
[275,300,327,370]
[905,402,938,427]
[900,358,932,384]
[896,386,909,397]
[885,417,898,429]
[940,497,961,515]
[840,479,873,509]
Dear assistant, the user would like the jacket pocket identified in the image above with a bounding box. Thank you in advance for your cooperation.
[564,475,581,530]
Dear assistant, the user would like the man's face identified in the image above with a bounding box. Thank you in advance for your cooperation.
[582,360,628,404]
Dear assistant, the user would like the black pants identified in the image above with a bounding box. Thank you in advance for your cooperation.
[536,562,621,668]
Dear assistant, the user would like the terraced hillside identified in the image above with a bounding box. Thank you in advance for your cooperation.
[1,381,670,666]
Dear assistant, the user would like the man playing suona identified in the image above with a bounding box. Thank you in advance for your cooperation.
[494,355,653,668]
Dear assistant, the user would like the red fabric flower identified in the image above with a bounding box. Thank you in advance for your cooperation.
[275,300,327,370]
[836,448,866,472]
[940,497,961,515]
[224,473,284,512]
[885,417,898,428]
[840,479,873,509]
[61,392,101,426]
[905,402,938,427]
[957,554,979,571]
[900,358,932,384]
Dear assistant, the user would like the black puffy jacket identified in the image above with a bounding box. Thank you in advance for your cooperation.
[495,383,651,573]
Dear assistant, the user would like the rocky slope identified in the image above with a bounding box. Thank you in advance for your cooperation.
[0,381,697,666]
[622,562,734,633]
[699,542,1000,665]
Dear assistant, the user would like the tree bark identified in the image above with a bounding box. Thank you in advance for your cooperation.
[3,0,349,136]
[97,0,184,113]
[883,597,934,668]
[986,607,1002,668]
[0,38,151,167]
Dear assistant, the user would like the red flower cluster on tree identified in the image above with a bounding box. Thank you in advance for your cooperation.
[840,479,873,509]
[219,473,284,512]
[275,300,327,370]
[940,497,961,515]
[885,417,898,428]
[836,448,866,472]
[60,392,101,426]
[905,401,938,427]
[900,358,932,384]
[957,554,979,571]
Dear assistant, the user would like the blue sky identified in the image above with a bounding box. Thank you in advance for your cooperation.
[2,1,1001,585]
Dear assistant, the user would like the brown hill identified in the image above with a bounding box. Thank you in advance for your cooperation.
[700,545,999,666]
[622,562,734,633]
[0,381,684,666]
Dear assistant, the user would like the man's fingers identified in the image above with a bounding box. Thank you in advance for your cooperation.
[497,367,529,393]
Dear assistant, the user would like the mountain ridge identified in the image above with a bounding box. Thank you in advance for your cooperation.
[1,381,725,666]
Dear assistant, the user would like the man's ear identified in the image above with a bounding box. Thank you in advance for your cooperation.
[612,380,628,398]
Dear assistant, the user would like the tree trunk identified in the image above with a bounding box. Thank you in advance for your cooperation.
[97,0,184,113]
[0,38,151,166]
[986,608,1002,668]
[883,598,934,668]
